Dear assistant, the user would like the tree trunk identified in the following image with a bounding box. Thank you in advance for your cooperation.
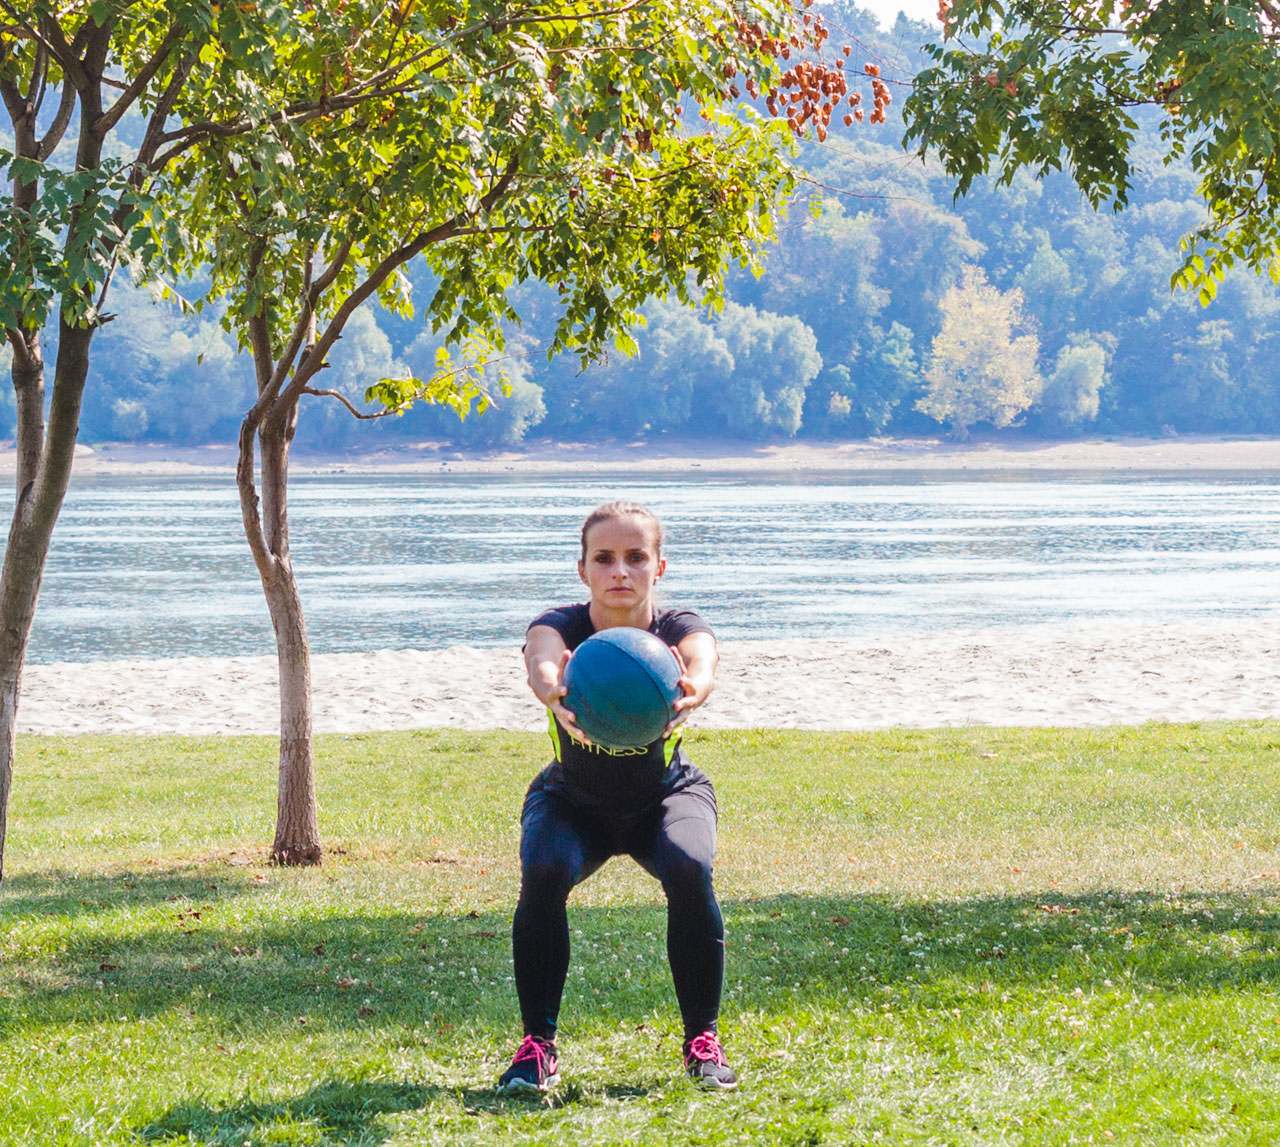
[0,519,54,880]
[239,400,321,866]
[264,560,320,866]
[0,323,94,880]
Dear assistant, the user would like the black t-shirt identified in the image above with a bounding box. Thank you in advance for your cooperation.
[526,603,715,815]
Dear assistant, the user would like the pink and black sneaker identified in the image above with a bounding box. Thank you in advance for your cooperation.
[682,1030,738,1090]
[497,1034,560,1094]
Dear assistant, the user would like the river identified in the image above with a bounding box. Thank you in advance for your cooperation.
[20,469,1280,663]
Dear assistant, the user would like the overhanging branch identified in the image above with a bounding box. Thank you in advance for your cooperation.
[300,386,394,419]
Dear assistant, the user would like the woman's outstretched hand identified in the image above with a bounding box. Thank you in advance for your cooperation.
[665,643,714,737]
[544,648,593,745]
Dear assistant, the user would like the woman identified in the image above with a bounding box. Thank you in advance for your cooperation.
[497,501,737,1093]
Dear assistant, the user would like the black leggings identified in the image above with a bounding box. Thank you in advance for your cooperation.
[512,772,724,1042]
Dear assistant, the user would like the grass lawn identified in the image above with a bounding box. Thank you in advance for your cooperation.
[5,723,1280,1145]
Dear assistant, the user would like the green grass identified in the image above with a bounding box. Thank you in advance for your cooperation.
[6,723,1280,1145]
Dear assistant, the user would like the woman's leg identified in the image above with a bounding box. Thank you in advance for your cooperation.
[512,783,607,1040]
[629,778,723,1040]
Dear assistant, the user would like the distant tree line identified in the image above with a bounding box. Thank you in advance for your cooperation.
[7,5,1278,452]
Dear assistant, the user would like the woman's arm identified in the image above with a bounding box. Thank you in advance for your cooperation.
[525,624,590,742]
[667,631,719,734]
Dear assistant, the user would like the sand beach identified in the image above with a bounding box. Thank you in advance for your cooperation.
[17,617,1280,736]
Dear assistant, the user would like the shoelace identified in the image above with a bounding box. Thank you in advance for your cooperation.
[512,1035,554,1071]
[685,1031,725,1066]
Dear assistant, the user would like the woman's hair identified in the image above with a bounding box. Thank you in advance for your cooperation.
[579,501,664,559]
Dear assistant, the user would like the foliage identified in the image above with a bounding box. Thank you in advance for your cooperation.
[163,0,869,429]
[0,0,312,335]
[7,722,1280,1143]
[702,300,823,437]
[538,297,737,439]
[916,265,1041,436]
[79,282,255,444]
[1038,334,1109,432]
[14,6,1280,448]
[904,0,1280,306]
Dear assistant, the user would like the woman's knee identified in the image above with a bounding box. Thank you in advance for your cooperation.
[519,850,578,898]
[656,846,715,900]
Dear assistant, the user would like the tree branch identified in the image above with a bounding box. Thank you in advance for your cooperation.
[0,74,28,130]
[149,81,416,168]
[242,241,278,403]
[134,51,196,174]
[236,415,274,580]
[96,22,187,136]
[284,154,521,404]
[0,3,57,62]
[36,78,77,160]
[299,386,395,419]
[23,40,47,113]
[29,7,91,91]
[150,0,652,168]
[311,238,356,301]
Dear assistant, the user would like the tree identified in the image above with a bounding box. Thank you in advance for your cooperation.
[170,0,876,863]
[699,302,823,438]
[81,284,254,444]
[903,0,1280,305]
[0,0,305,879]
[916,265,1041,437]
[1038,335,1109,432]
[538,298,735,440]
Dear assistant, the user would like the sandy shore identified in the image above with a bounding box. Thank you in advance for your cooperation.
[49,432,1280,476]
[17,618,1280,736]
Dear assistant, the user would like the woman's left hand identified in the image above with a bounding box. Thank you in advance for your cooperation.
[664,635,718,737]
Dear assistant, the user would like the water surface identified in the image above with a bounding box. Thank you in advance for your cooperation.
[21,470,1280,663]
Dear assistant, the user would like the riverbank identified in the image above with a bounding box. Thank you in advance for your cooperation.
[53,432,1280,477]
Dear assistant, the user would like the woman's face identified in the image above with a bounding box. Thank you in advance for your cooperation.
[578,515,665,613]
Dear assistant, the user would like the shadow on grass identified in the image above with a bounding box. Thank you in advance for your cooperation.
[9,881,1280,1035]
[10,881,1280,1144]
[139,1078,432,1146]
[3,865,258,920]
[138,1075,660,1145]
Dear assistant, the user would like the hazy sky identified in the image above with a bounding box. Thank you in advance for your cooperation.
[860,0,940,28]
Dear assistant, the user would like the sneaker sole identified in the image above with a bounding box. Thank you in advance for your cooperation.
[690,1074,738,1091]
[498,1072,561,1094]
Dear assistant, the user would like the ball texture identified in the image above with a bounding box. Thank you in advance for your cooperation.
[562,627,683,750]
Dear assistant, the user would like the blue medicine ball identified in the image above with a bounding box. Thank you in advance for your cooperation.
[562,627,683,750]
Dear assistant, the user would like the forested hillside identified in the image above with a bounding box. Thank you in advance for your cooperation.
[8,3,1277,450]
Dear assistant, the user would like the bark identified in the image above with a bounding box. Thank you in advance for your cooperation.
[0,334,43,880]
[0,324,94,880]
[0,16,120,880]
[238,398,322,866]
